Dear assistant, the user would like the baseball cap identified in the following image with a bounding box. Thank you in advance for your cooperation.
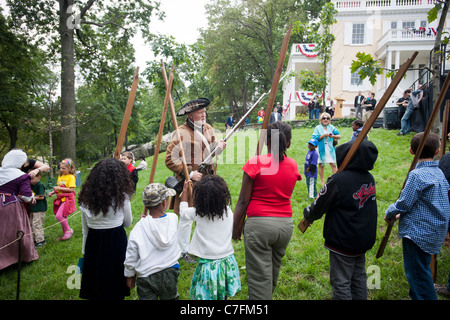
[308,138,318,146]
[142,183,176,208]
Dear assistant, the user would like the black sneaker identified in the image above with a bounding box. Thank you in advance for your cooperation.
[35,240,46,248]
[435,284,450,299]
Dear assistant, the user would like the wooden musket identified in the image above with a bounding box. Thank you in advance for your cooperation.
[200,73,289,170]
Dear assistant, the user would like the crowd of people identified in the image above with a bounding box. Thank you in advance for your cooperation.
[0,96,449,302]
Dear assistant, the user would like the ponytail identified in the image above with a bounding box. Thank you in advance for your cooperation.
[267,121,291,162]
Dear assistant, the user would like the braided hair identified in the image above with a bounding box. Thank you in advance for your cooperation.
[266,121,292,162]
[193,175,232,221]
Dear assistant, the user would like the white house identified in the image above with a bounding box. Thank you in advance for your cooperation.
[283,0,448,120]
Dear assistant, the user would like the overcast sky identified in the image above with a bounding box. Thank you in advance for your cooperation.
[134,0,209,69]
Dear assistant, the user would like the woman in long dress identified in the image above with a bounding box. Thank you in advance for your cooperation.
[312,112,341,185]
[0,149,38,270]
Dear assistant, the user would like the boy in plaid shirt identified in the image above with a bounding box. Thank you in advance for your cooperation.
[385,132,450,300]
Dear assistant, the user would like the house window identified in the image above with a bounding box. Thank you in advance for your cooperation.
[391,21,397,29]
[352,23,365,44]
[351,71,361,85]
[420,21,427,28]
[402,21,415,29]
[419,64,427,84]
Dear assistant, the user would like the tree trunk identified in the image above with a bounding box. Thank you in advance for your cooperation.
[6,124,18,150]
[431,0,450,134]
[59,0,77,161]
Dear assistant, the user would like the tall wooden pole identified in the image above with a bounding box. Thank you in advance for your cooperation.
[430,100,450,281]
[376,71,450,258]
[141,63,174,218]
[114,67,140,159]
[298,52,419,233]
[166,94,190,182]
[234,26,292,237]
[148,63,174,184]
[256,25,292,155]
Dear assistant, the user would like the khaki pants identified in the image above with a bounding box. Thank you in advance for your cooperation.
[363,110,373,122]
[30,211,46,243]
[243,216,293,300]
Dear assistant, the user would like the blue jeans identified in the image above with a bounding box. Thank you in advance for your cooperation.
[308,109,314,119]
[314,108,320,119]
[400,105,414,134]
[402,238,437,300]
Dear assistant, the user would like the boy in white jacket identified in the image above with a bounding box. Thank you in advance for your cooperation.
[124,183,181,300]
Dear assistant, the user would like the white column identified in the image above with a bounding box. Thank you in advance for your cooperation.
[395,50,400,70]
[386,48,392,88]
[289,78,296,121]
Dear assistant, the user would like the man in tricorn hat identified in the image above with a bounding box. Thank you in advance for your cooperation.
[165,98,226,263]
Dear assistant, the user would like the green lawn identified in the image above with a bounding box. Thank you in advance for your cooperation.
[0,125,449,300]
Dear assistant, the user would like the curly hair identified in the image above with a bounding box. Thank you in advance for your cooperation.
[78,158,135,216]
[193,175,232,221]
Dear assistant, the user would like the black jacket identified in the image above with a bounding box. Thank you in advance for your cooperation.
[303,139,379,255]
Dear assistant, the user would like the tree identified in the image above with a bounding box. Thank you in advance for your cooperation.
[0,12,54,152]
[5,0,163,160]
[292,2,337,100]
[201,0,305,119]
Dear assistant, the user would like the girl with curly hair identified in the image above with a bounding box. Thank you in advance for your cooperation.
[179,175,241,300]
[78,158,135,300]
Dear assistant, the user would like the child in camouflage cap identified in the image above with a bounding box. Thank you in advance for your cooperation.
[124,183,181,300]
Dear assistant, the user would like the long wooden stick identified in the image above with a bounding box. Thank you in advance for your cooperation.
[298,51,419,233]
[141,64,174,218]
[376,72,450,259]
[256,24,292,155]
[440,100,450,158]
[165,76,190,183]
[149,63,174,184]
[114,67,140,159]
[431,100,450,281]
[233,26,292,238]
[201,73,289,167]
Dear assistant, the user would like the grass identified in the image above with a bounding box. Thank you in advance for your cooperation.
[0,125,449,301]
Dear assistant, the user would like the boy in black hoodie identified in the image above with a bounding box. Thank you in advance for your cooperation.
[303,139,378,300]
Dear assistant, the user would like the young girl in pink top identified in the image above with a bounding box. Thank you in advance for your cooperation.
[48,158,76,241]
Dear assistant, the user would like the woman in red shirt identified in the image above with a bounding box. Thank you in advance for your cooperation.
[233,121,301,300]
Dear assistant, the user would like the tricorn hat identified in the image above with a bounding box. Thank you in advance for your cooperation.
[177,98,210,116]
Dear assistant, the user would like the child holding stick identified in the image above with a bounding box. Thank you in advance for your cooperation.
[180,176,241,300]
[385,132,450,300]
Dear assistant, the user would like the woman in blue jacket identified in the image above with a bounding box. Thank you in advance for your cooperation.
[312,112,341,185]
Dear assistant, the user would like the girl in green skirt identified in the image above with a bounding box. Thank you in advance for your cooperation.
[180,176,241,300]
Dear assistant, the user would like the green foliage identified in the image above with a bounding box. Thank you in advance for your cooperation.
[1,127,449,300]
[0,11,56,153]
[292,2,337,94]
[351,52,384,85]
[427,2,442,23]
